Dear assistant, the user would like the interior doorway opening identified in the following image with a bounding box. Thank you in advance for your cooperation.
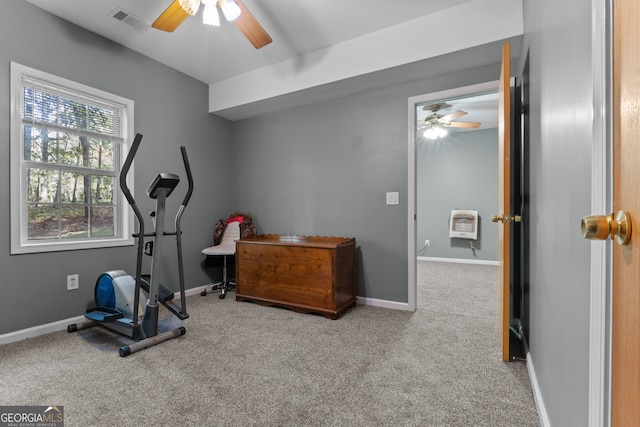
[407,80,499,311]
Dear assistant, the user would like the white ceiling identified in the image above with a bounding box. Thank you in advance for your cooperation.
[23,0,522,120]
[23,0,470,84]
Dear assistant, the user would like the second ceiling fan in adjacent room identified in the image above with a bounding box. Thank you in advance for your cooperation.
[418,103,482,139]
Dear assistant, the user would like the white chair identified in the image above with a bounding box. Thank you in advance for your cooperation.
[201,221,241,299]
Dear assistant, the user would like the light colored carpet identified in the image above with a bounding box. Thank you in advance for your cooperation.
[0,261,538,426]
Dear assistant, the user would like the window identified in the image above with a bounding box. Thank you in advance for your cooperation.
[10,62,135,254]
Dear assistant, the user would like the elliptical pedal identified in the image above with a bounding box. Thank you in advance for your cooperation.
[85,307,124,323]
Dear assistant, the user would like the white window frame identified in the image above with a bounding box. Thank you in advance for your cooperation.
[10,62,135,254]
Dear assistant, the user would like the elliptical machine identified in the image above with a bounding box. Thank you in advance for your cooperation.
[68,133,193,357]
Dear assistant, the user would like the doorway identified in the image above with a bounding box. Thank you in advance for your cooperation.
[408,81,500,311]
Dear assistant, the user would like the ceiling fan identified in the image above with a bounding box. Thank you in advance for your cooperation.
[152,0,272,49]
[418,103,482,132]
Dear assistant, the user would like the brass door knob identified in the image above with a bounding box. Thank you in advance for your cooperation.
[491,214,522,224]
[581,210,632,245]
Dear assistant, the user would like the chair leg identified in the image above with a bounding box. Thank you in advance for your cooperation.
[201,282,221,296]
[219,255,236,299]
[202,255,235,299]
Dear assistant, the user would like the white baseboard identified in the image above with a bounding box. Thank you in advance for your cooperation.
[356,296,414,311]
[0,315,86,346]
[522,335,550,427]
[0,285,459,345]
[0,285,210,346]
[417,256,498,266]
[2,285,408,346]
[173,285,209,299]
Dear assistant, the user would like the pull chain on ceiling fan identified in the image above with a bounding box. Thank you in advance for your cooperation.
[152,0,272,49]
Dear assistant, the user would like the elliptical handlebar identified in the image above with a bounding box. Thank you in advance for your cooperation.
[179,146,193,209]
[120,133,142,212]
[121,135,193,322]
[120,133,146,325]
[120,136,192,227]
[174,146,193,319]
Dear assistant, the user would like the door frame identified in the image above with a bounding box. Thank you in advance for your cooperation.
[589,0,613,425]
[407,80,499,311]
[407,8,612,416]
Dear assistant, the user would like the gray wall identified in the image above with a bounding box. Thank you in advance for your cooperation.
[0,1,232,334]
[2,1,503,332]
[230,64,501,302]
[0,1,598,424]
[417,128,498,261]
[1,1,504,333]
[520,0,593,424]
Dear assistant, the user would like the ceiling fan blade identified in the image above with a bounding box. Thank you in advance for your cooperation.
[152,0,190,32]
[234,0,273,49]
[443,121,482,129]
[439,110,467,123]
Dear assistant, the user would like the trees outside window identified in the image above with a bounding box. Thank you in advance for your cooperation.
[11,63,134,254]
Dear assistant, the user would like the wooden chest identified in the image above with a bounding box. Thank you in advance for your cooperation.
[235,235,356,319]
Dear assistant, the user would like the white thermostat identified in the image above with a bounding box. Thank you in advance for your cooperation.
[449,209,478,240]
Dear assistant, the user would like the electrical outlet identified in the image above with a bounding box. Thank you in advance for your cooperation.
[424,240,430,247]
[67,274,79,291]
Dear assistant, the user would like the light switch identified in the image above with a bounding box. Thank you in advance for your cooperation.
[386,192,399,205]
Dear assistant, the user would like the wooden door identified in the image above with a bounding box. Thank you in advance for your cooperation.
[497,42,512,362]
[612,0,640,423]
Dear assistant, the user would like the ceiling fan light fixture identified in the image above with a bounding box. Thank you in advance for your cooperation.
[423,124,448,140]
[219,0,242,21]
[178,0,201,16]
[202,1,220,26]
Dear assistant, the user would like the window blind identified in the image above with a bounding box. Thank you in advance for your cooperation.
[21,74,125,143]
